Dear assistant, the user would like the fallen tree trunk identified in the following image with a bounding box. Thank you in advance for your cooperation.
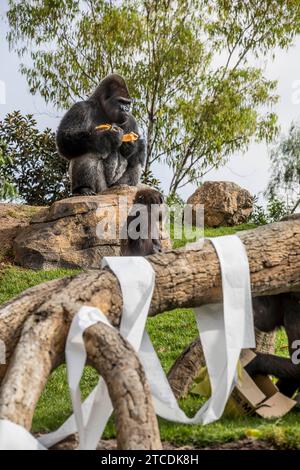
[0,217,299,449]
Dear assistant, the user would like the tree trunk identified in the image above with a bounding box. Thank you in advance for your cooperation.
[0,217,299,448]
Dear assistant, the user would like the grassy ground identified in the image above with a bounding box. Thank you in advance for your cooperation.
[0,223,299,449]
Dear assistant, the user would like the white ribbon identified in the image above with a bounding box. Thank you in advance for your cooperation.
[0,419,46,450]
[0,235,255,449]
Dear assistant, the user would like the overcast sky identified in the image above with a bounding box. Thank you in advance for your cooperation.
[1,2,300,203]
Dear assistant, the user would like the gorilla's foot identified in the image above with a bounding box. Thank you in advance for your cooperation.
[73,187,96,196]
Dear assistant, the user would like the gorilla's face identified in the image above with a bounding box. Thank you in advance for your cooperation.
[103,94,132,124]
[96,74,133,125]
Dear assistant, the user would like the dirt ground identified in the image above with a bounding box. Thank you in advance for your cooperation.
[50,436,276,450]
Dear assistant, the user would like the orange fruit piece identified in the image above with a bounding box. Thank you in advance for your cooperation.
[95,124,112,131]
[122,132,139,142]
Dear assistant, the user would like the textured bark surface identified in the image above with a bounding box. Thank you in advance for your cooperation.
[0,217,299,449]
[85,323,161,450]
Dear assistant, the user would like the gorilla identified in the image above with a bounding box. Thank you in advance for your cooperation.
[121,188,164,256]
[246,293,300,397]
[56,74,145,195]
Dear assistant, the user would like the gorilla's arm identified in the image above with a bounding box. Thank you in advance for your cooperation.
[245,353,300,383]
[116,139,146,185]
[56,101,123,160]
[246,293,300,396]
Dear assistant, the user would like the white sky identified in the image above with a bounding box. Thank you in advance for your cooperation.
[1,2,300,203]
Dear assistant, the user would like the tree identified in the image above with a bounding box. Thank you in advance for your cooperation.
[0,141,16,199]
[267,123,300,214]
[6,0,300,195]
[0,111,69,205]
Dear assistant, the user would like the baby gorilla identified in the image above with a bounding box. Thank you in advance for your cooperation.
[56,74,145,195]
[121,188,164,256]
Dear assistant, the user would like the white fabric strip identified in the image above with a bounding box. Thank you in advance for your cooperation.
[0,419,46,450]
[0,235,255,449]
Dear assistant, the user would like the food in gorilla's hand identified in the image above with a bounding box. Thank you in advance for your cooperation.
[95,124,139,142]
[122,131,139,142]
[95,124,112,131]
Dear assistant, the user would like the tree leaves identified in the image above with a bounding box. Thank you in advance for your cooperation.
[267,123,300,212]
[0,111,69,205]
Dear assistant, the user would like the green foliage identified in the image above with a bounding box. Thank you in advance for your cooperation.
[0,140,16,199]
[249,199,268,226]
[165,192,185,208]
[250,194,290,225]
[6,0,300,192]
[267,123,300,213]
[141,168,162,192]
[0,111,69,205]
[267,197,290,222]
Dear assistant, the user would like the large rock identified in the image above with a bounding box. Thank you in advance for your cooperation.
[0,203,43,265]
[187,181,253,228]
[13,185,171,270]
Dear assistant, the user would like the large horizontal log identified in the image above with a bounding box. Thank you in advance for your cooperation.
[1,217,299,374]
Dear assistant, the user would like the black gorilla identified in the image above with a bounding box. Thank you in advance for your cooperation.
[56,74,145,195]
[246,292,300,397]
[121,188,164,256]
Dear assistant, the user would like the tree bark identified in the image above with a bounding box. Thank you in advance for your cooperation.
[0,217,299,448]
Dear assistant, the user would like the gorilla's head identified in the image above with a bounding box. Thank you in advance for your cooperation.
[92,74,132,124]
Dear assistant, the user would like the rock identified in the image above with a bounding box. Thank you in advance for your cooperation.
[187,181,253,228]
[0,203,43,264]
[13,185,172,270]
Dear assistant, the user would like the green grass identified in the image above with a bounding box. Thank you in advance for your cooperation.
[172,223,257,249]
[0,266,80,304]
[1,223,300,449]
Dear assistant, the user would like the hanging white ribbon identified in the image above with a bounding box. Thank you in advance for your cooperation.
[0,419,46,450]
[0,235,255,449]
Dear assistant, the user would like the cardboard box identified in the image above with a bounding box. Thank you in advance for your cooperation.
[230,349,296,418]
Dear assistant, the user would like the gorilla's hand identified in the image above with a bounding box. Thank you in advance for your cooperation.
[95,124,124,157]
[120,140,136,159]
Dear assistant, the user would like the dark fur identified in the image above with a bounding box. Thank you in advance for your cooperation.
[245,293,300,396]
[56,74,145,195]
[121,188,163,256]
